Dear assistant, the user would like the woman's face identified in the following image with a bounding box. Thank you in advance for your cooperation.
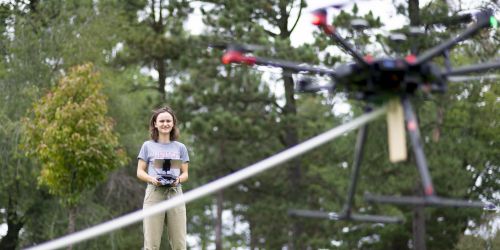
[155,112,174,136]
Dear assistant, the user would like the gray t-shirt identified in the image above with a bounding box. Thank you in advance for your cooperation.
[137,140,190,179]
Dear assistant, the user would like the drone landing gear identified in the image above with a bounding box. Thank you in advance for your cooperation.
[364,194,484,208]
[289,109,404,224]
[290,96,486,224]
[288,208,402,224]
[365,96,485,208]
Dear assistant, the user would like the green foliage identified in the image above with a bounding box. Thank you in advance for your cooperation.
[0,1,147,247]
[22,63,128,207]
[455,212,500,250]
[114,0,193,102]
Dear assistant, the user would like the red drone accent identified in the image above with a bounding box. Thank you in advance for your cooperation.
[363,54,374,63]
[221,51,256,65]
[405,54,417,64]
[425,185,434,196]
[311,10,327,26]
[407,120,417,131]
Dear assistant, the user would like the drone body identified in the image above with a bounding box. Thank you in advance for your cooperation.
[326,57,445,100]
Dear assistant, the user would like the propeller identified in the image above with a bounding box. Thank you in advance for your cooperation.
[308,0,371,12]
[208,42,264,53]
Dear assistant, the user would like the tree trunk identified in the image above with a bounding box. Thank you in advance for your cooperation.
[150,1,167,101]
[408,0,420,26]
[412,204,427,250]
[407,2,427,249]
[0,197,24,250]
[277,2,304,249]
[215,190,224,250]
[249,220,256,250]
[67,206,78,250]
[283,74,301,186]
[408,0,421,54]
[156,58,167,101]
[283,73,303,250]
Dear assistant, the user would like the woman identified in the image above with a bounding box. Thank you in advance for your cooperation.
[137,106,189,250]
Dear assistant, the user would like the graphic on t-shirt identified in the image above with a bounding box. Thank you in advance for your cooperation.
[153,151,180,160]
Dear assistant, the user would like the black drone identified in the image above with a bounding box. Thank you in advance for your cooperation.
[211,5,499,224]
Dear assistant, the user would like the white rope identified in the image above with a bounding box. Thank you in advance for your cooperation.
[25,106,387,250]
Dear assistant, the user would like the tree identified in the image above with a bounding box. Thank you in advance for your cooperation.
[21,63,128,247]
[115,0,193,102]
[0,2,58,248]
[198,1,328,248]
[169,34,282,248]
[0,114,43,250]
[0,1,147,248]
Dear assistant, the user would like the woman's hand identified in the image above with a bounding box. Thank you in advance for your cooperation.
[149,176,160,186]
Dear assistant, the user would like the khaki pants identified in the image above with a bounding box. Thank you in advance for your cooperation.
[143,185,186,250]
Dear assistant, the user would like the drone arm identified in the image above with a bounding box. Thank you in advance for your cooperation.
[221,50,337,76]
[253,57,337,76]
[326,31,370,67]
[444,60,500,76]
[312,9,370,67]
[402,97,435,196]
[414,13,494,65]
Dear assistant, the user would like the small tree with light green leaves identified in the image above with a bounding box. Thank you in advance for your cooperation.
[22,63,128,239]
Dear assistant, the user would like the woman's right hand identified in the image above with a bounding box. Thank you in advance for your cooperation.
[149,176,159,186]
[137,159,160,186]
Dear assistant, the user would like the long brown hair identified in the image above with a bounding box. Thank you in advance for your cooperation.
[149,106,180,142]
